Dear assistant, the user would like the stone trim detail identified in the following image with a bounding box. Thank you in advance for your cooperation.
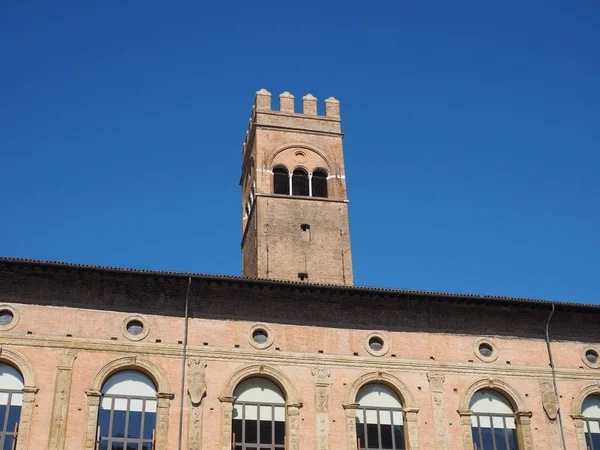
[220,364,300,450]
[84,356,173,450]
[187,358,207,450]
[120,314,150,342]
[571,382,600,449]
[459,378,534,450]
[312,368,331,450]
[473,338,499,363]
[581,345,600,369]
[538,379,563,450]
[364,332,390,357]
[268,142,333,173]
[427,373,448,450]
[345,371,419,450]
[48,350,77,449]
[247,323,275,350]
[0,304,20,331]
[0,347,37,450]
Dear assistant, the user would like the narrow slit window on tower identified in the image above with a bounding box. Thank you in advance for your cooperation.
[273,166,290,195]
[298,273,308,281]
[312,169,328,198]
[292,168,309,196]
[301,224,310,231]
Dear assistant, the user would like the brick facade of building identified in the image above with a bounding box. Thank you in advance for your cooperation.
[0,91,598,449]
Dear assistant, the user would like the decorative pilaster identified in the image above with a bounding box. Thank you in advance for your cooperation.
[342,403,359,450]
[571,414,588,450]
[48,350,77,449]
[538,379,563,449]
[219,396,236,450]
[187,358,207,450]
[155,393,171,450]
[427,373,448,450]
[457,409,474,450]
[16,387,37,450]
[403,408,420,450]
[516,411,535,450]
[312,368,331,450]
[84,390,102,450]
[287,404,301,450]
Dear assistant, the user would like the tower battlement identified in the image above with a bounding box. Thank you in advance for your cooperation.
[242,89,342,158]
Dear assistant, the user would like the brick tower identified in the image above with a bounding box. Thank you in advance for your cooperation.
[240,89,354,285]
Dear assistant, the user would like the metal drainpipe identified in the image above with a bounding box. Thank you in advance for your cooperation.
[546,303,568,450]
[177,276,192,450]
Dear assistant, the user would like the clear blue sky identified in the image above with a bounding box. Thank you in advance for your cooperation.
[1,1,598,303]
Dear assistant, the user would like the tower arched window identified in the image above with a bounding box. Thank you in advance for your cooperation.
[355,383,405,449]
[583,395,600,449]
[311,169,328,198]
[470,389,519,450]
[273,167,290,195]
[0,364,24,449]
[232,377,286,449]
[97,370,157,450]
[292,169,309,196]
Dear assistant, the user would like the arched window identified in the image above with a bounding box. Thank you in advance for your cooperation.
[355,383,405,450]
[232,378,286,449]
[97,370,157,450]
[273,167,290,195]
[470,390,518,450]
[0,364,23,449]
[292,169,309,196]
[583,395,600,449]
[311,169,328,198]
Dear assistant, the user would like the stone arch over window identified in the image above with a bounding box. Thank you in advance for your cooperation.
[84,356,172,450]
[268,143,332,173]
[343,372,419,450]
[0,349,36,450]
[219,365,300,450]
[572,383,600,450]
[458,379,533,450]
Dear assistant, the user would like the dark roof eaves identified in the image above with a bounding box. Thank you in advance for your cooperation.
[1,256,597,311]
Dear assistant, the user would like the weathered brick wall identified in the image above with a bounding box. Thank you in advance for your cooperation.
[0,260,599,449]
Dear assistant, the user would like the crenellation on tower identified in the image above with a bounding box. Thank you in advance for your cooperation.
[302,94,317,115]
[240,89,353,286]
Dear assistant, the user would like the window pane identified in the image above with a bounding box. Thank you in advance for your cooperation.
[232,419,243,443]
[0,404,6,431]
[128,410,142,438]
[274,420,285,444]
[111,410,127,437]
[260,420,272,444]
[274,172,290,195]
[494,427,508,450]
[98,440,109,450]
[356,418,365,448]
[292,170,309,196]
[381,423,394,449]
[481,427,494,450]
[312,172,328,198]
[593,434,600,450]
[394,424,405,450]
[245,418,258,443]
[6,405,21,433]
[111,443,124,450]
[3,436,14,450]
[126,444,139,450]
[143,411,156,439]
[367,423,379,448]
[98,408,111,437]
[141,444,152,450]
[506,427,518,450]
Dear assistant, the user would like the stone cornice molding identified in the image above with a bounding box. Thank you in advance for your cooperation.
[346,371,417,409]
[4,334,600,382]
